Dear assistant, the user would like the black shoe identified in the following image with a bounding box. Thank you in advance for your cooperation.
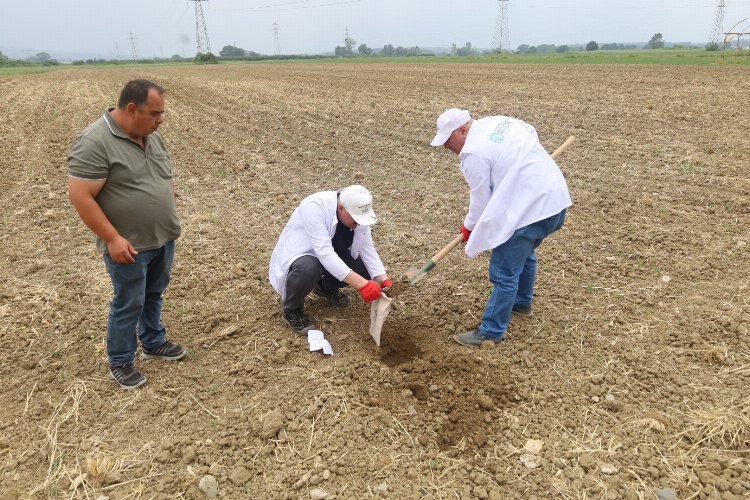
[110,363,147,390]
[512,304,532,316]
[313,285,351,308]
[141,341,187,361]
[283,308,314,334]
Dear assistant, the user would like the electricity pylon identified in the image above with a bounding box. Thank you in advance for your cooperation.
[127,32,139,61]
[708,0,726,46]
[190,0,213,55]
[273,22,281,55]
[492,0,510,53]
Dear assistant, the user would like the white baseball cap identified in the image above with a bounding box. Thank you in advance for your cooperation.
[340,185,377,226]
[430,108,471,146]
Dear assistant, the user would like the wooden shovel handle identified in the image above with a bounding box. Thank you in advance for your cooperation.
[551,136,575,160]
[430,234,465,264]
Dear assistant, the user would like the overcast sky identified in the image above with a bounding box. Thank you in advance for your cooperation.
[1,0,748,59]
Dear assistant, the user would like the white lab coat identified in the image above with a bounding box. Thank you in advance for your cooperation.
[269,190,386,299]
[459,116,572,258]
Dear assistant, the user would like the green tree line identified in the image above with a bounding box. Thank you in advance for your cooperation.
[0,51,60,67]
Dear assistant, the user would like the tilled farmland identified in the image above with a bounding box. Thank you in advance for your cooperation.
[0,63,748,498]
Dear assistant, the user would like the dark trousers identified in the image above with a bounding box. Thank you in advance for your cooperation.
[283,250,370,312]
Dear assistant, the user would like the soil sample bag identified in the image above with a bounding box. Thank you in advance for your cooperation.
[369,294,392,346]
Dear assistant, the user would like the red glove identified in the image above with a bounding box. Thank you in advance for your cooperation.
[358,280,382,303]
[460,223,472,242]
[380,279,393,289]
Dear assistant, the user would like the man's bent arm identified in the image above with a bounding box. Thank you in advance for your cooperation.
[68,178,117,241]
[68,177,136,263]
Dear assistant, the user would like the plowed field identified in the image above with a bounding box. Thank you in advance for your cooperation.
[0,62,748,499]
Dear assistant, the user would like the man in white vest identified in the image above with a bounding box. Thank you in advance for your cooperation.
[269,185,392,334]
[430,108,572,347]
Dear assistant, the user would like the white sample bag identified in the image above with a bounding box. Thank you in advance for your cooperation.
[369,294,393,346]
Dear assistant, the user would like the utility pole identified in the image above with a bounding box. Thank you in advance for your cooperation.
[190,0,213,55]
[273,22,281,56]
[492,0,510,53]
[127,32,139,61]
[708,0,726,46]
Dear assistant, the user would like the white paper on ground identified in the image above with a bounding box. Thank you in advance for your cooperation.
[369,293,393,346]
[307,329,333,356]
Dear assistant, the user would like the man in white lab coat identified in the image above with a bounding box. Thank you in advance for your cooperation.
[269,185,392,334]
[430,109,572,347]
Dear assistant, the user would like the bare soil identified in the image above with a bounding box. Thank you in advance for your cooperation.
[0,63,748,499]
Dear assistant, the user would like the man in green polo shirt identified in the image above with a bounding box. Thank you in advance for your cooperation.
[68,79,186,390]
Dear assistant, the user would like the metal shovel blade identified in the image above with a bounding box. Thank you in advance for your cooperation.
[384,267,427,298]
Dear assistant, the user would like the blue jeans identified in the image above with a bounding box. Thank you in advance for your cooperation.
[479,210,566,340]
[103,241,174,366]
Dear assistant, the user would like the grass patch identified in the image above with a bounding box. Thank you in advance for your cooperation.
[240,49,749,66]
[2,49,747,77]
[0,66,60,76]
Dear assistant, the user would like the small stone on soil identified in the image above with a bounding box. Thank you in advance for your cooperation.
[198,475,219,497]
[373,481,389,493]
[600,464,619,475]
[520,453,541,470]
[523,439,544,455]
[309,487,328,499]
[655,488,677,500]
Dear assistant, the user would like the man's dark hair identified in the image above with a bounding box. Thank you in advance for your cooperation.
[117,79,165,109]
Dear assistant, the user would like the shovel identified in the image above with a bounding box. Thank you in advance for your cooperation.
[385,135,576,298]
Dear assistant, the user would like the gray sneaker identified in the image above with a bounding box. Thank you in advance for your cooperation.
[110,363,147,390]
[453,329,502,347]
[141,341,187,361]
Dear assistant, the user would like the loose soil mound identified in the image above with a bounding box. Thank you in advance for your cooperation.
[0,63,748,498]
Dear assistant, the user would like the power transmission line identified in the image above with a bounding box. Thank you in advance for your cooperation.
[215,0,363,13]
[190,0,213,55]
[492,0,510,53]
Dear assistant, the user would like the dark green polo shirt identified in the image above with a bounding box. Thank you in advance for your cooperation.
[68,109,181,254]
